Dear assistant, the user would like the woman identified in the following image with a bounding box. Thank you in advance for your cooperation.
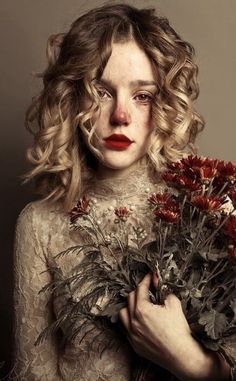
[13,3,235,380]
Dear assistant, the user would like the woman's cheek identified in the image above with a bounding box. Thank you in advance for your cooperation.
[137,104,152,122]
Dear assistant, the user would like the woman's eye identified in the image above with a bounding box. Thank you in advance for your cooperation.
[135,93,153,103]
[97,88,111,100]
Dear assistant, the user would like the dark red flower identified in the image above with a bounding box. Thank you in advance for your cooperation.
[224,215,236,242]
[152,193,180,223]
[69,196,90,223]
[180,156,219,183]
[114,207,131,221]
[191,195,223,212]
[148,192,173,207]
[162,172,200,192]
[162,172,177,183]
[149,192,180,213]
[179,177,201,191]
[228,190,236,206]
[154,208,180,223]
[182,166,197,180]
[167,161,183,171]
[217,161,236,184]
[181,155,206,168]
[203,158,219,168]
[213,161,236,192]
[181,155,218,169]
[181,155,216,170]
[199,166,218,181]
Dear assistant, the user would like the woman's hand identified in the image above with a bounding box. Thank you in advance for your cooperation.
[119,273,231,381]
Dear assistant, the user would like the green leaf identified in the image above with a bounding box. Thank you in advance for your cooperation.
[200,339,220,351]
[190,297,202,310]
[100,301,126,323]
[199,310,228,339]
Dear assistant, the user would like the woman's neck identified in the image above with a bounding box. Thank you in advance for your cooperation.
[83,157,159,201]
[96,160,144,181]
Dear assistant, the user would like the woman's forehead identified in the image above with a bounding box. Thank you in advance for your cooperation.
[95,78,158,90]
[100,41,157,84]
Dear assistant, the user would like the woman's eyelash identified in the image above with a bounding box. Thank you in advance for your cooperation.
[96,88,111,98]
[135,93,153,102]
[96,88,154,102]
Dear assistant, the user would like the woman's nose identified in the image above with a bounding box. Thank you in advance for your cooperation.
[110,101,131,126]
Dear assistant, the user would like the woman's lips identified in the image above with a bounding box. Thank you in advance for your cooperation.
[103,134,133,150]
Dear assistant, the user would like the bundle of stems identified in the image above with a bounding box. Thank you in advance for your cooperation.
[38,155,236,373]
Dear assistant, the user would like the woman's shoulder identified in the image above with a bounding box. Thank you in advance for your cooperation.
[16,199,68,231]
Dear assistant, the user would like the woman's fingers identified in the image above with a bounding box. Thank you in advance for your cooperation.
[164,293,182,309]
[127,290,136,318]
[152,272,158,289]
[119,307,130,331]
[136,273,152,303]
[119,291,136,330]
[120,273,158,331]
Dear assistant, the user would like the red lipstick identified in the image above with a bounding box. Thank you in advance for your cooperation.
[103,134,133,150]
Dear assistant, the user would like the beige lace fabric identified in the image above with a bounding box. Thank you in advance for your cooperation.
[12,165,236,381]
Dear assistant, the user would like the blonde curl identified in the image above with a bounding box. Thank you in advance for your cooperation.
[22,4,204,211]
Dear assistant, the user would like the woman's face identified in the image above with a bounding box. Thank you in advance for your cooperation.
[85,40,158,171]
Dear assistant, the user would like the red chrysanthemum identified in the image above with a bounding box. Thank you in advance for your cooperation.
[167,161,183,171]
[199,166,218,181]
[180,177,201,191]
[148,192,173,207]
[152,193,180,223]
[162,172,176,183]
[69,196,90,223]
[203,158,219,168]
[115,207,131,221]
[154,208,180,223]
[182,166,197,180]
[181,155,218,169]
[180,156,219,183]
[162,172,200,192]
[228,190,236,206]
[191,195,223,212]
[217,161,236,184]
[181,155,207,168]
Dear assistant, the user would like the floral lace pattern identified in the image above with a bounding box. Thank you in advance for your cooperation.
[12,165,236,380]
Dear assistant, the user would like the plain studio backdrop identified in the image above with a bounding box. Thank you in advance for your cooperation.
[0,0,235,377]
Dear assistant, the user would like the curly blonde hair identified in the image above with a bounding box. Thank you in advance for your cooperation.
[23,3,204,211]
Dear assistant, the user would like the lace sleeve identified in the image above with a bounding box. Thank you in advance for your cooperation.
[12,203,62,380]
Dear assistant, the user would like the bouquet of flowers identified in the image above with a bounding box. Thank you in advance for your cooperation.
[37,155,236,370]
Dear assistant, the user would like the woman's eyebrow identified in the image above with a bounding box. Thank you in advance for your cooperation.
[130,80,158,87]
[94,78,158,88]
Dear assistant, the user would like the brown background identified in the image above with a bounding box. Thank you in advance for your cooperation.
[0,0,235,377]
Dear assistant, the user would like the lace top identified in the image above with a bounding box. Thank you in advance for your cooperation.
[13,164,236,381]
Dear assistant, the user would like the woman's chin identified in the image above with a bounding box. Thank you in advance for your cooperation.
[91,147,148,174]
[96,156,144,174]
